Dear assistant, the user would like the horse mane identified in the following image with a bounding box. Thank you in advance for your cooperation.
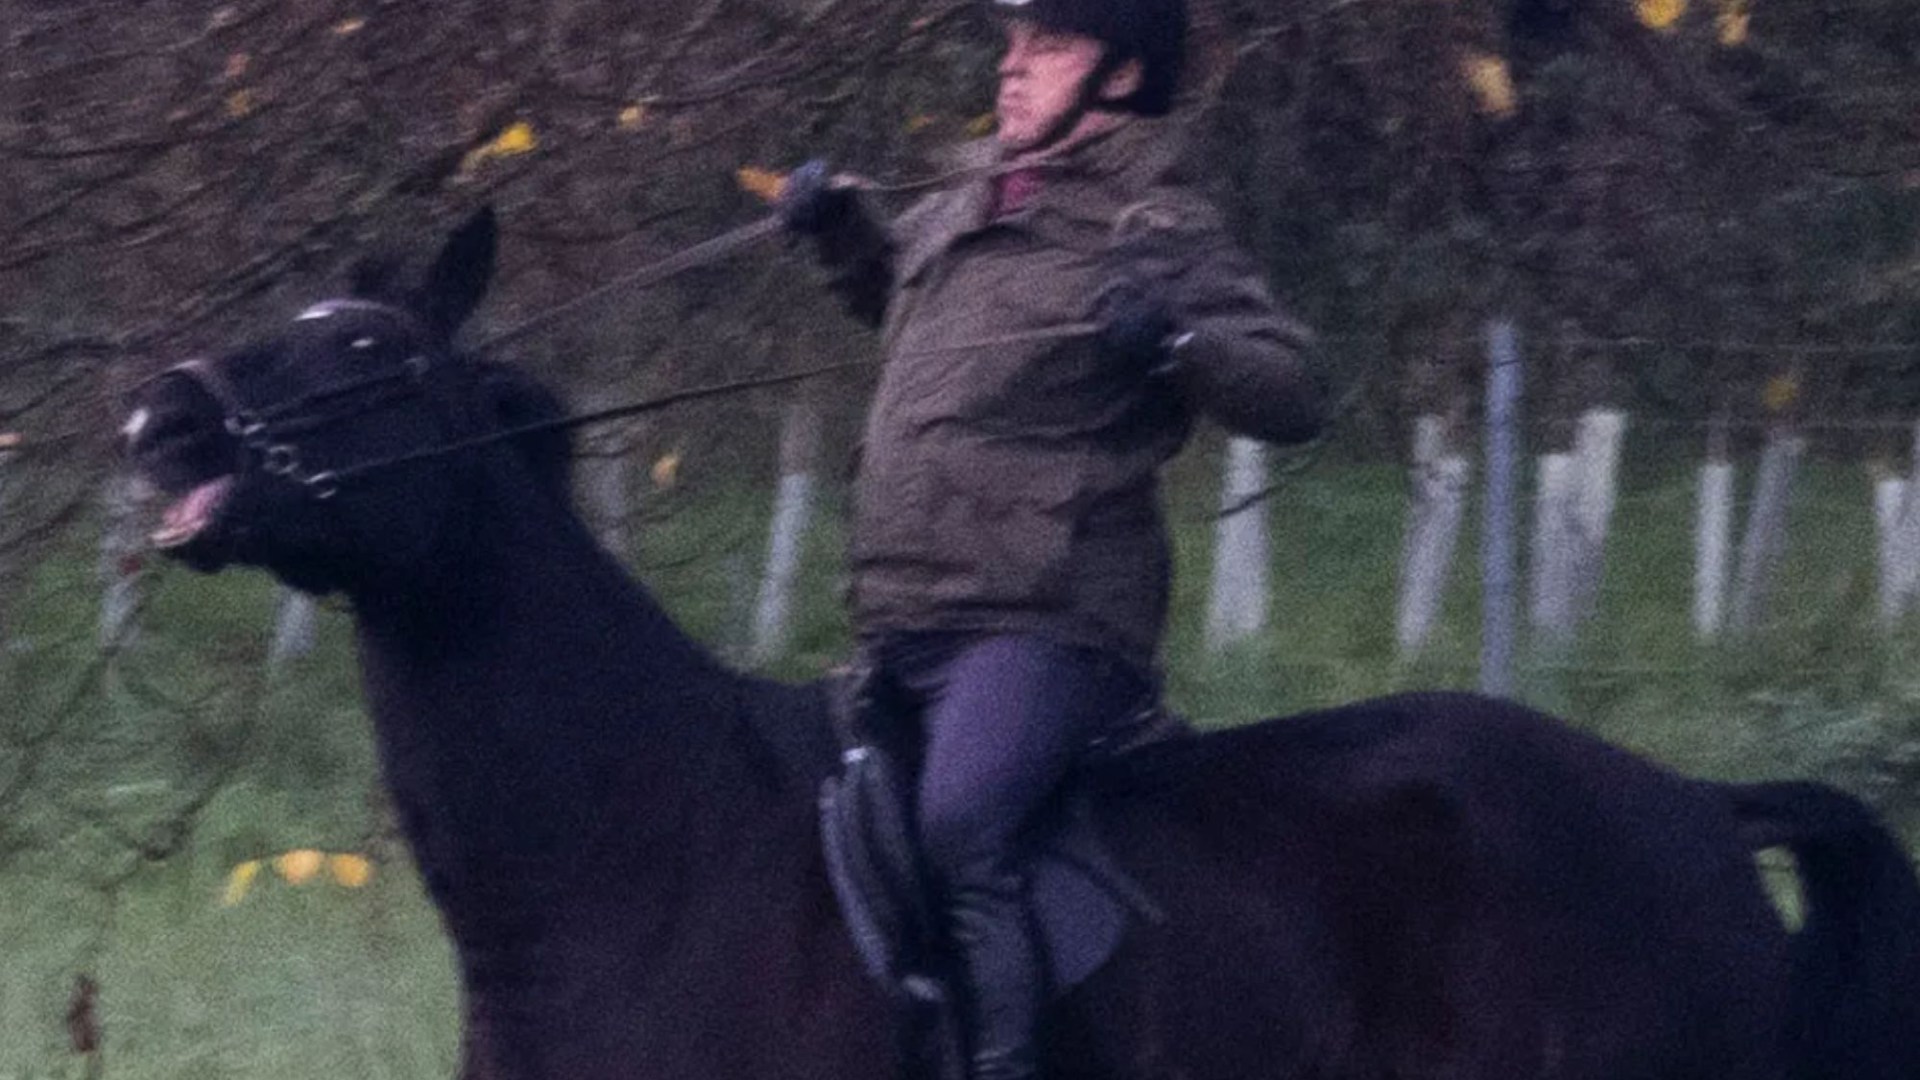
[471,356,576,497]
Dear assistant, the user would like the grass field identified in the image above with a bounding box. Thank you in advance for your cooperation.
[0,439,1914,1078]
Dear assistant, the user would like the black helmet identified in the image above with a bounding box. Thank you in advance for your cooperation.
[987,0,1189,116]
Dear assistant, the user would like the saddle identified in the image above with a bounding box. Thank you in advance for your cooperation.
[816,663,1185,1015]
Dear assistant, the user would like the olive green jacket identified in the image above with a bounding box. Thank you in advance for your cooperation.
[819,117,1320,667]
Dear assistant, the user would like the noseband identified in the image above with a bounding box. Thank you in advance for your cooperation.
[142,299,437,501]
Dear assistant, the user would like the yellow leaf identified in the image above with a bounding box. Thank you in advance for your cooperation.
[905,114,936,135]
[221,860,262,906]
[1636,0,1687,32]
[334,15,367,35]
[1715,0,1750,46]
[618,103,649,131]
[224,53,250,80]
[965,112,997,138]
[328,853,374,888]
[1461,52,1517,118]
[1762,375,1800,415]
[274,849,324,885]
[459,121,540,176]
[225,89,254,119]
[490,121,537,156]
[651,451,682,490]
[735,167,787,204]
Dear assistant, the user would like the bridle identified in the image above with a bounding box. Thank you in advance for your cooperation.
[142,298,442,501]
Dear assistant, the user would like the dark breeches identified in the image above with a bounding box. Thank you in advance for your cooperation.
[871,632,1151,889]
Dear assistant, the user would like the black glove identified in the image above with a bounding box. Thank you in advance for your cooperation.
[777,159,858,236]
[1094,277,1181,375]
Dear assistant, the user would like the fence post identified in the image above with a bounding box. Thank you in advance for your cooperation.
[1205,437,1271,652]
[749,402,821,667]
[1482,320,1521,698]
[1397,415,1470,659]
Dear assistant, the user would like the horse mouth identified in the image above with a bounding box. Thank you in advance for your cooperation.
[150,475,235,550]
[121,394,242,560]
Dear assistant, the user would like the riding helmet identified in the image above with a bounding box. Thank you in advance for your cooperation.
[987,0,1189,116]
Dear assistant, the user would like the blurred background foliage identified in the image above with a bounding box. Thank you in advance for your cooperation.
[3,0,1919,1075]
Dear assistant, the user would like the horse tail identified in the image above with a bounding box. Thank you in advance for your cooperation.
[1725,780,1920,1080]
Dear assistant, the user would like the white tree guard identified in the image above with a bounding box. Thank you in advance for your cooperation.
[1694,460,1736,639]
[1569,408,1626,621]
[1886,422,1920,620]
[1729,433,1805,633]
[748,404,821,667]
[269,590,319,669]
[1397,416,1471,659]
[748,472,815,667]
[1529,452,1578,646]
[1874,474,1908,626]
[1204,437,1271,652]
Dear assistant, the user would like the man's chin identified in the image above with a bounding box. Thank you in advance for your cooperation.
[996,126,1046,155]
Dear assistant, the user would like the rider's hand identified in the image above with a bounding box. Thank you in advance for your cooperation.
[778,160,858,236]
[1094,276,1182,377]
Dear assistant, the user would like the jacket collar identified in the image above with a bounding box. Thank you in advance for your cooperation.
[902,116,1195,272]
[967,116,1192,220]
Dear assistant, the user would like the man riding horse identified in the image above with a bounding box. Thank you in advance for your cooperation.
[781,1,1323,1075]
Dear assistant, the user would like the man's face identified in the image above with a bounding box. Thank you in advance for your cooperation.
[994,18,1108,153]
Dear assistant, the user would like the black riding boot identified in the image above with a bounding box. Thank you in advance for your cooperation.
[948,871,1044,1080]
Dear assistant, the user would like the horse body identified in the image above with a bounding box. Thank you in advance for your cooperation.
[349,461,1795,1080]
[122,209,1920,1080]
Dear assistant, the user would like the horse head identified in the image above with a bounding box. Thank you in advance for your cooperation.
[123,207,569,595]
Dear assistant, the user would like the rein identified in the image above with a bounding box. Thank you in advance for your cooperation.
[315,358,869,492]
[156,153,1101,501]
[476,155,1071,352]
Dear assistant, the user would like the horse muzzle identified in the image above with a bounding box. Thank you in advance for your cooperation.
[121,368,244,557]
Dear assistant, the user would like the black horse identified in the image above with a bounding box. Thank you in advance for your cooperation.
[123,209,1920,1080]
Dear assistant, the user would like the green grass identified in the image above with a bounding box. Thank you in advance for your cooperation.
[0,444,1914,1077]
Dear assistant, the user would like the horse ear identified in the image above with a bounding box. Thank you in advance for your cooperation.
[477,360,574,500]
[421,205,497,337]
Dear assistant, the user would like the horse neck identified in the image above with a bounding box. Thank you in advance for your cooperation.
[346,459,746,897]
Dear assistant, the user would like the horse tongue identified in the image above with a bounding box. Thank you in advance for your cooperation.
[152,477,233,548]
